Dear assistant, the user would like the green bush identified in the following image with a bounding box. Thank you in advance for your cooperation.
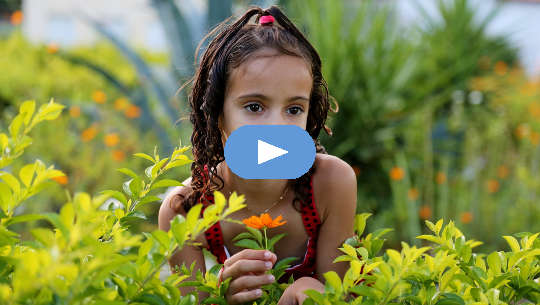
[1,102,538,304]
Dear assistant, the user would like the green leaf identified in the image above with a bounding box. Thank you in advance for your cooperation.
[150,179,183,190]
[232,232,253,242]
[417,235,443,244]
[101,190,128,206]
[151,230,171,249]
[245,226,263,244]
[434,293,465,305]
[20,100,36,126]
[323,271,342,294]
[234,238,263,250]
[0,133,8,151]
[355,213,371,236]
[487,251,502,274]
[303,289,325,304]
[164,158,193,171]
[503,235,520,252]
[0,172,20,195]
[349,285,378,299]
[117,168,139,179]
[151,158,169,178]
[171,215,187,247]
[9,115,24,139]
[133,153,155,163]
[267,233,286,251]
[4,214,45,226]
[137,195,161,207]
[18,163,35,187]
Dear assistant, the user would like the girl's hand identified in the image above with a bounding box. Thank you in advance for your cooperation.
[277,277,325,305]
[221,249,277,304]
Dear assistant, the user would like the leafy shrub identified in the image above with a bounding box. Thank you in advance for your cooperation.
[1,101,538,304]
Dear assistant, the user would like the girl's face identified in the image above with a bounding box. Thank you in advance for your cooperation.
[219,48,312,142]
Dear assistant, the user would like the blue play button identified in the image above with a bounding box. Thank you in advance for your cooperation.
[224,125,316,179]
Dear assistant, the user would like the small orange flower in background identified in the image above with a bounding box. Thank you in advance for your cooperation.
[112,150,126,162]
[242,213,286,229]
[389,167,405,181]
[408,188,419,201]
[69,106,81,118]
[10,10,23,25]
[515,124,529,139]
[521,82,537,97]
[486,179,500,194]
[352,165,361,177]
[124,104,141,118]
[419,205,432,220]
[436,172,446,184]
[114,97,130,111]
[51,175,68,185]
[529,102,540,119]
[497,165,509,179]
[92,90,107,104]
[494,61,508,76]
[460,212,473,224]
[81,124,98,142]
[530,131,540,146]
[104,133,119,147]
[47,43,59,54]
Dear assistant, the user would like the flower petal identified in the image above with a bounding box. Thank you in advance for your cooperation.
[260,213,273,227]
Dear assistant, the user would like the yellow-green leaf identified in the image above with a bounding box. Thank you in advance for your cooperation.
[19,164,35,187]
[19,100,35,126]
[503,236,520,253]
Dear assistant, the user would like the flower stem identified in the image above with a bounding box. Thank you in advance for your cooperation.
[263,227,268,250]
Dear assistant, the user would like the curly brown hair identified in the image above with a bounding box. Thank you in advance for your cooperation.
[172,5,337,214]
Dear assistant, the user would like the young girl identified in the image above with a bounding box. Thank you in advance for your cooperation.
[159,6,357,305]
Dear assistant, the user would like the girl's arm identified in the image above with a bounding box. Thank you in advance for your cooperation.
[314,156,357,278]
[158,186,208,299]
[278,156,357,305]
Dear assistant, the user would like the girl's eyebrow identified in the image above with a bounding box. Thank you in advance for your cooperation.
[237,93,309,103]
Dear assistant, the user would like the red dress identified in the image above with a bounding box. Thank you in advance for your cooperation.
[199,166,322,281]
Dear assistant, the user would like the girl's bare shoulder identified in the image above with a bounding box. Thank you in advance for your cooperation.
[312,153,357,221]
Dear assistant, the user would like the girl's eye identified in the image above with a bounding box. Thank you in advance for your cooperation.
[287,106,304,115]
[245,103,263,113]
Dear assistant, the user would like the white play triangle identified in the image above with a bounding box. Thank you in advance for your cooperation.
[258,140,288,164]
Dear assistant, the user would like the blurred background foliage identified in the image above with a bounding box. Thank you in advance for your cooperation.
[1,0,539,250]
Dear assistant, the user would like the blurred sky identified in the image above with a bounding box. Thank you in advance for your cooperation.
[18,0,540,76]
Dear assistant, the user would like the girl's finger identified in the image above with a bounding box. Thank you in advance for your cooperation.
[228,274,275,294]
[222,259,273,280]
[224,249,276,267]
[227,288,263,305]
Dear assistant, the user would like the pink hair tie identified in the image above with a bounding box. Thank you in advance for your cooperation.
[259,15,275,25]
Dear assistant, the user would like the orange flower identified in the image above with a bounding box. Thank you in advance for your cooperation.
[47,43,59,54]
[460,212,473,224]
[352,165,361,177]
[419,205,432,220]
[124,105,141,118]
[104,133,119,147]
[436,172,446,184]
[114,97,129,111]
[486,179,500,194]
[521,82,536,97]
[529,103,540,119]
[10,10,23,25]
[494,61,508,76]
[389,167,404,181]
[69,106,81,118]
[515,124,529,139]
[112,150,126,162]
[51,175,68,185]
[92,90,107,104]
[242,213,287,229]
[530,131,540,146]
[81,125,98,142]
[497,165,509,179]
[408,188,419,201]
